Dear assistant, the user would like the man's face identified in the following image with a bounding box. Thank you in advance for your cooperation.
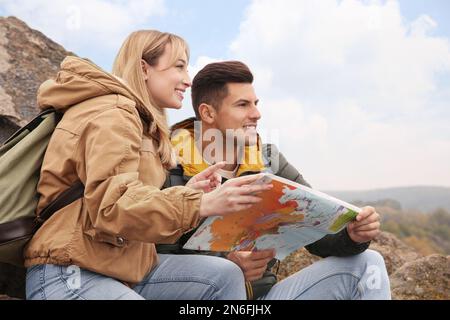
[212,82,261,147]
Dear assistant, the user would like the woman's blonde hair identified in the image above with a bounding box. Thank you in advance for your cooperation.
[112,30,189,168]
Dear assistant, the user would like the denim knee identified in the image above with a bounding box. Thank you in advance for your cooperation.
[356,249,391,299]
[359,249,387,269]
[353,249,389,282]
[209,258,246,299]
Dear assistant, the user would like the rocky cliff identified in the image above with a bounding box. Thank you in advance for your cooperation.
[0,17,448,300]
[275,231,449,300]
[0,16,73,143]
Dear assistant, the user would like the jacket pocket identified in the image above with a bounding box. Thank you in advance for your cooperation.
[84,228,128,248]
[81,208,128,248]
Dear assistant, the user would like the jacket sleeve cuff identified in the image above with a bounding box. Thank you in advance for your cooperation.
[181,188,203,232]
[341,227,371,252]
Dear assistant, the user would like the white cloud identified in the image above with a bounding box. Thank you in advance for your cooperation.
[189,55,223,76]
[0,0,166,69]
[232,0,450,113]
[228,0,450,190]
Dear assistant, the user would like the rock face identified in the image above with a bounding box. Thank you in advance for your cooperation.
[390,255,450,300]
[0,16,73,143]
[274,248,320,281]
[274,232,448,300]
[368,231,422,275]
[275,232,423,279]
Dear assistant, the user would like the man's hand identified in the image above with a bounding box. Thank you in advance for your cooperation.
[227,249,276,282]
[347,206,381,243]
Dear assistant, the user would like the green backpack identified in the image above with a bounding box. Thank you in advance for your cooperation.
[0,109,84,267]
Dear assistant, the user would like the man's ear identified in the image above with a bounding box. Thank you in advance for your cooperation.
[198,103,216,124]
[141,59,149,81]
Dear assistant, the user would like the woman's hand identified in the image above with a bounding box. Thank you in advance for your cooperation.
[199,173,273,217]
[186,162,225,193]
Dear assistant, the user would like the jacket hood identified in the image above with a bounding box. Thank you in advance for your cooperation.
[37,56,152,121]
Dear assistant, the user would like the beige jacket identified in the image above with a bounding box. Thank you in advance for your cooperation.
[24,56,203,284]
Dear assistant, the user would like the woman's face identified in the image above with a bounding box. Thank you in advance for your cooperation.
[144,43,191,109]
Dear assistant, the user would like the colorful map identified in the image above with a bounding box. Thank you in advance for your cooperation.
[183,174,361,260]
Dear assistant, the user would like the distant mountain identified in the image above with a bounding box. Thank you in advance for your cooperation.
[325,186,450,213]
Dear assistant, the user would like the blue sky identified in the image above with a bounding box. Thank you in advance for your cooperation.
[398,0,450,35]
[1,0,250,71]
[1,0,449,191]
[137,0,248,69]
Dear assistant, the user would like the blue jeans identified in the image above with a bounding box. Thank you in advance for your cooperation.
[26,250,390,300]
[26,254,246,300]
[260,249,391,299]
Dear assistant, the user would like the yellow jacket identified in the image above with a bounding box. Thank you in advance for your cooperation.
[171,117,266,177]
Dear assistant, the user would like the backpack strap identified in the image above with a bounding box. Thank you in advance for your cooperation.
[34,110,82,225]
[35,180,85,227]
[162,165,186,189]
[3,109,62,147]
[157,166,190,253]
[169,165,186,187]
[261,143,275,174]
[0,216,36,244]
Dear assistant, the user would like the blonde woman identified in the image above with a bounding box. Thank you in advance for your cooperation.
[24,30,271,300]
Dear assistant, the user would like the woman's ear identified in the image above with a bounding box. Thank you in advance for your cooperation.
[141,59,149,81]
[198,103,216,124]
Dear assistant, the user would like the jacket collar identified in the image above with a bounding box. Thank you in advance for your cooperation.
[170,117,265,177]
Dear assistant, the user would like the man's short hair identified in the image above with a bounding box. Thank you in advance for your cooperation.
[191,61,253,119]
